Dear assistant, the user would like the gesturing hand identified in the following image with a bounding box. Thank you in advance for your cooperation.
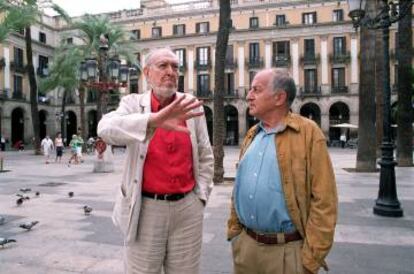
[149,94,204,133]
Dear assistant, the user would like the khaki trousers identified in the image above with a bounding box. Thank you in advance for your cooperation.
[232,230,304,274]
[125,192,204,274]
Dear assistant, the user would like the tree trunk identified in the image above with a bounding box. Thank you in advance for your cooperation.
[396,3,413,166]
[356,1,377,171]
[375,26,384,158]
[213,0,231,184]
[79,85,87,150]
[25,26,41,155]
[97,48,109,122]
[61,89,67,145]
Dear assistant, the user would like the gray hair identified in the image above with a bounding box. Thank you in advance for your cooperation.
[269,68,296,107]
[144,47,178,68]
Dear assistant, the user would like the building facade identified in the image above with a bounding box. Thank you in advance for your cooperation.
[0,0,407,147]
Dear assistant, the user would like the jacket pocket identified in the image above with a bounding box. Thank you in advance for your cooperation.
[112,187,132,236]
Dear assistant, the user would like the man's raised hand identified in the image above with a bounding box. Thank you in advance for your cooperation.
[148,94,204,133]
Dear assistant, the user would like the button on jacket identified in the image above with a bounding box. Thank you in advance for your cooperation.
[227,112,338,273]
[98,91,214,244]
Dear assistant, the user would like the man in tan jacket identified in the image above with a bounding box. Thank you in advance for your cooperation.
[227,68,337,274]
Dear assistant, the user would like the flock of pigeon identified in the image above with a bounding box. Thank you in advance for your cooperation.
[0,188,94,248]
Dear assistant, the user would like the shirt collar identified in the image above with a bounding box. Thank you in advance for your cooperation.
[150,91,176,112]
[257,112,300,135]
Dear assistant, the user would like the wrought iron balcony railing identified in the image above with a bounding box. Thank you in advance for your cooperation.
[299,86,322,97]
[196,90,212,99]
[246,57,264,69]
[273,55,291,67]
[300,54,320,65]
[329,51,351,64]
[225,58,237,70]
[10,61,26,73]
[224,90,239,98]
[331,86,348,93]
[12,91,26,100]
[194,60,211,71]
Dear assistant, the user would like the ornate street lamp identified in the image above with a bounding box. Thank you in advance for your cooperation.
[107,58,120,80]
[348,0,412,217]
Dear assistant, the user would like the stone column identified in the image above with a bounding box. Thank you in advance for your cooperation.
[211,45,215,96]
[291,38,299,85]
[350,33,359,94]
[237,41,245,96]
[188,46,194,95]
[265,40,272,69]
[321,113,330,138]
[3,45,11,94]
[320,35,329,95]
[238,103,247,142]
[140,49,148,92]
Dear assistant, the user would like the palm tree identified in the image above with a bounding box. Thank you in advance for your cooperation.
[356,0,377,171]
[39,46,83,142]
[71,14,136,122]
[213,0,231,184]
[0,0,69,154]
[396,5,413,166]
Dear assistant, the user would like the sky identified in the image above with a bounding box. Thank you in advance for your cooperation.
[51,0,196,17]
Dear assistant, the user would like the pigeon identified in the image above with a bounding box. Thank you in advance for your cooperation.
[16,197,24,206]
[19,221,39,231]
[35,191,40,197]
[17,194,30,200]
[83,205,93,215]
[19,188,31,193]
[0,216,5,225]
[0,237,16,247]
[68,192,74,198]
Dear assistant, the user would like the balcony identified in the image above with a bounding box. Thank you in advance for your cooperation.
[273,55,291,67]
[37,67,48,77]
[246,57,264,69]
[10,61,26,74]
[331,86,348,94]
[300,54,320,66]
[196,90,212,99]
[299,86,322,98]
[12,91,26,100]
[329,51,351,64]
[0,89,8,100]
[179,63,187,73]
[225,58,237,70]
[194,60,211,71]
[0,58,5,70]
[224,90,238,99]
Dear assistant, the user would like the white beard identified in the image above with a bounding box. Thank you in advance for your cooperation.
[150,83,176,100]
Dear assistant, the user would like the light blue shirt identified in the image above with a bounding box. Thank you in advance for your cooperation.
[234,123,296,233]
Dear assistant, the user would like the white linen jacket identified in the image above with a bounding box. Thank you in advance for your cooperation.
[97,91,214,244]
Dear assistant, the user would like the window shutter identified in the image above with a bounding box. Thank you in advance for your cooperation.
[196,23,200,33]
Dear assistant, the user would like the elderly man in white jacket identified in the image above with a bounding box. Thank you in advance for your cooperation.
[97,48,214,274]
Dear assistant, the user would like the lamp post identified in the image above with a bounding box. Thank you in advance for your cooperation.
[348,0,412,217]
[78,34,133,173]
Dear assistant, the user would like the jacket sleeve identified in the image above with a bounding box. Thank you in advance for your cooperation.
[97,95,152,146]
[302,131,338,273]
[194,105,214,202]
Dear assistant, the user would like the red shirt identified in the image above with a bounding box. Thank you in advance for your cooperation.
[142,92,196,194]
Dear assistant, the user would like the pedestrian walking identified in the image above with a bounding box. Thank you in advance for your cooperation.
[68,135,79,166]
[40,136,54,164]
[97,47,213,274]
[54,132,64,163]
[76,133,84,163]
[227,68,338,274]
[0,135,6,151]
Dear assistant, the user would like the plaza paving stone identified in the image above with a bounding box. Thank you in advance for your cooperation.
[0,147,413,274]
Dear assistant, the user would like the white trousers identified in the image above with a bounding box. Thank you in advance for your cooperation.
[125,192,205,274]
